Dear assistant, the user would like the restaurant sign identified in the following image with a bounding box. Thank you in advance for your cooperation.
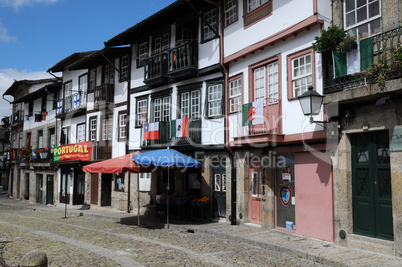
[53,141,92,162]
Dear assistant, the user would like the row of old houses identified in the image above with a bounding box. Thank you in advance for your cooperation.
[2,0,401,256]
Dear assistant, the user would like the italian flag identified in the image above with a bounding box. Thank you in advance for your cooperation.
[333,37,373,78]
[171,118,189,138]
[242,100,264,127]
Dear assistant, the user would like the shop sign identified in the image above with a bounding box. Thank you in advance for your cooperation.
[53,141,92,162]
[280,186,292,207]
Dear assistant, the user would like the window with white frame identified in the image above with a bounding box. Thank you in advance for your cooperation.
[224,0,238,26]
[103,64,114,85]
[136,99,148,127]
[77,123,85,143]
[139,173,151,191]
[89,117,97,141]
[181,90,200,119]
[229,77,241,113]
[254,67,266,101]
[102,118,113,141]
[248,0,269,12]
[79,74,88,93]
[153,96,170,122]
[138,42,148,67]
[207,84,223,117]
[118,112,127,141]
[154,33,170,55]
[120,55,129,81]
[203,8,218,41]
[64,81,72,98]
[292,53,312,97]
[345,0,381,39]
[267,61,279,104]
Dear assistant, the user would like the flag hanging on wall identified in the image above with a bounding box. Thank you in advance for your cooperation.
[171,118,189,138]
[242,99,264,126]
[333,37,373,78]
[144,122,159,140]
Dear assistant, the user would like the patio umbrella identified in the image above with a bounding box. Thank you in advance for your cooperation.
[132,149,202,228]
[83,152,143,223]
[83,152,141,174]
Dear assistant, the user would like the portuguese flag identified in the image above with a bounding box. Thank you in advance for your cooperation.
[171,118,189,138]
[242,100,263,126]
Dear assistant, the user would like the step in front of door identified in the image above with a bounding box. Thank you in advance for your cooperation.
[346,234,395,256]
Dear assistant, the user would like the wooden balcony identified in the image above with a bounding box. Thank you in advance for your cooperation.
[141,121,170,148]
[12,110,24,126]
[144,53,169,87]
[170,118,202,146]
[94,84,114,109]
[323,28,402,95]
[167,42,198,80]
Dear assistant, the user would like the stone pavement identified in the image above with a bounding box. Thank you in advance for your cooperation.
[0,193,401,267]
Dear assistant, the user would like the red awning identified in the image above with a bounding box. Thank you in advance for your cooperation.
[82,152,142,174]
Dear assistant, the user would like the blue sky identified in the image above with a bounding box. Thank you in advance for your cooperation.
[0,0,176,117]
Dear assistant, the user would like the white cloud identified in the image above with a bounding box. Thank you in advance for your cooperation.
[0,0,59,11]
[0,68,52,117]
[0,22,16,42]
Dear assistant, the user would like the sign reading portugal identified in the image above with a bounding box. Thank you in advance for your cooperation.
[53,141,92,162]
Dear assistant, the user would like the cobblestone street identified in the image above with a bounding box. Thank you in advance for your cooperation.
[0,205,326,267]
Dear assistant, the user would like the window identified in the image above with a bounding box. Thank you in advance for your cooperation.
[153,32,170,55]
[224,0,238,26]
[12,133,16,148]
[41,96,47,112]
[138,41,148,67]
[248,0,268,12]
[254,67,266,101]
[77,123,85,143]
[61,127,69,145]
[229,77,242,113]
[207,83,223,117]
[203,8,218,41]
[136,98,148,127]
[118,111,127,141]
[64,81,73,111]
[244,0,272,27]
[28,101,33,117]
[79,74,88,106]
[120,55,129,81]
[102,118,113,141]
[292,53,313,97]
[64,81,72,98]
[38,130,43,148]
[89,116,97,141]
[49,128,55,153]
[19,131,23,148]
[153,96,171,122]
[52,92,58,110]
[345,0,381,39]
[139,173,151,191]
[251,59,279,104]
[89,69,96,92]
[115,173,125,192]
[179,86,201,119]
[103,64,114,85]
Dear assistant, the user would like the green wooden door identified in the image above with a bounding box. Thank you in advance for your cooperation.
[352,131,393,240]
[46,175,54,205]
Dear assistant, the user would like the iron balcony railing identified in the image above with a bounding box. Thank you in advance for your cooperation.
[170,118,202,146]
[57,92,87,115]
[323,27,401,94]
[141,121,170,147]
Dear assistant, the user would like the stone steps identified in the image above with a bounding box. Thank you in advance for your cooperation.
[346,234,395,256]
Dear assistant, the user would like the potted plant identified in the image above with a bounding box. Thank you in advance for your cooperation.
[312,25,346,54]
[338,35,357,53]
[23,193,29,200]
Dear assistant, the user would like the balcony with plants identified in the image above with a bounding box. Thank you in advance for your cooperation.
[314,26,401,95]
